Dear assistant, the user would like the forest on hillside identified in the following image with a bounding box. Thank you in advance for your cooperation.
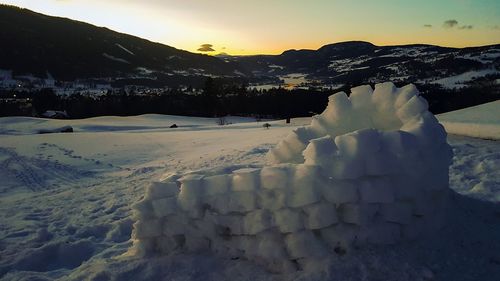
[1,78,499,119]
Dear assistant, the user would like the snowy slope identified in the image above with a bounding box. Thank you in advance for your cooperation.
[0,115,259,135]
[437,100,500,140]
[0,114,499,280]
[431,69,499,89]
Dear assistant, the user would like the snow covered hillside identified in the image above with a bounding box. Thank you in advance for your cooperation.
[437,100,500,140]
[0,103,499,280]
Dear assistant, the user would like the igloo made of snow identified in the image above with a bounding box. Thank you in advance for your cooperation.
[130,82,453,272]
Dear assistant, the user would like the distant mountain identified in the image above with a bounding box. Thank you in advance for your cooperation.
[0,5,245,81]
[0,4,498,91]
[231,41,499,89]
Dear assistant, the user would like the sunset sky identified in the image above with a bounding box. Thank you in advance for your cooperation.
[3,0,500,55]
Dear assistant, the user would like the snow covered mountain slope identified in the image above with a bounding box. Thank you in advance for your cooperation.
[437,100,500,139]
[0,114,499,280]
[1,5,498,92]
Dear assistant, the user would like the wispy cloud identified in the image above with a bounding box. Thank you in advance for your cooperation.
[443,19,458,28]
[458,25,473,30]
[197,44,215,52]
[423,24,432,28]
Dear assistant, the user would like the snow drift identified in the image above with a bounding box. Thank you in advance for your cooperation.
[130,82,453,272]
[437,100,500,140]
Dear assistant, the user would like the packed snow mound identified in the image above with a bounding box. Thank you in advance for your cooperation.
[130,82,453,272]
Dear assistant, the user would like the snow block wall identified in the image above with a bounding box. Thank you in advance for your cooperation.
[131,82,453,272]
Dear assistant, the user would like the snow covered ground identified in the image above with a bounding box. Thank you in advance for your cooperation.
[0,110,499,280]
[430,69,499,89]
[437,100,500,140]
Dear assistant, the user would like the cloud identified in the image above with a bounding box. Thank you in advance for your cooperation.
[197,44,215,52]
[443,19,458,28]
[458,25,473,30]
[215,52,229,57]
[491,25,500,30]
[423,24,432,28]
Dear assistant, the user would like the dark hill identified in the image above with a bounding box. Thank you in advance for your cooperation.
[0,5,244,80]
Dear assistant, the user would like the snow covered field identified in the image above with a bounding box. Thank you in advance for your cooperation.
[438,100,500,140]
[0,109,499,280]
[430,69,499,89]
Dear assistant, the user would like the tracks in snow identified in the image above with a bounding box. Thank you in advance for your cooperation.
[0,147,95,192]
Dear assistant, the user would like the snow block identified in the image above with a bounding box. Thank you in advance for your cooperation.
[130,239,155,257]
[397,95,428,123]
[254,231,288,260]
[156,236,181,254]
[132,199,155,220]
[321,223,359,250]
[338,203,379,225]
[258,189,287,210]
[204,174,231,196]
[323,91,352,125]
[372,83,398,124]
[193,218,217,239]
[395,84,419,109]
[260,166,289,190]
[185,236,210,252]
[243,210,275,235]
[133,219,162,239]
[285,231,327,259]
[304,203,338,229]
[380,202,413,225]
[163,215,188,236]
[303,136,337,166]
[274,208,304,233]
[232,168,260,191]
[365,149,399,175]
[146,181,179,200]
[320,178,359,204]
[336,128,381,156]
[227,191,257,213]
[349,85,373,109]
[380,130,418,155]
[131,82,453,272]
[359,178,395,203]
[267,126,320,165]
[214,215,245,235]
[330,157,365,179]
[151,197,177,218]
[205,194,231,214]
[287,165,320,208]
[309,115,328,137]
[178,174,204,210]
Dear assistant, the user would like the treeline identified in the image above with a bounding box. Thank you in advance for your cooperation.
[420,81,500,114]
[1,78,498,119]
[0,80,331,119]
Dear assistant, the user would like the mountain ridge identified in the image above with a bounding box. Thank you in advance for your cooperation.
[0,5,244,80]
[0,4,498,91]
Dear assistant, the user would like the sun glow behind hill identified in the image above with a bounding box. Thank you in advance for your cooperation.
[2,0,499,55]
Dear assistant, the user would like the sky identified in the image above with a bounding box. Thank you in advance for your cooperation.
[2,0,499,55]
